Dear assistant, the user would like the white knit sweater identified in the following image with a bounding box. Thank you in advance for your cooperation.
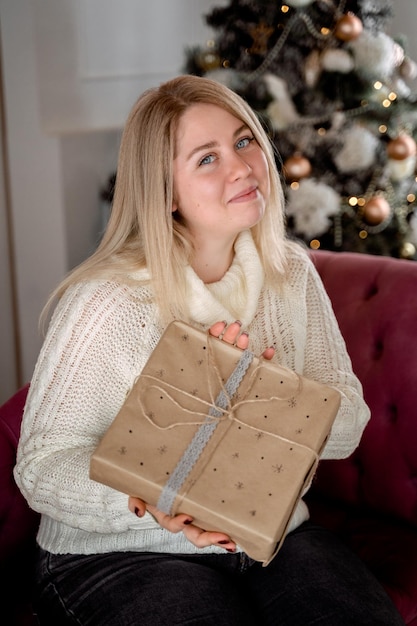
[14,231,370,556]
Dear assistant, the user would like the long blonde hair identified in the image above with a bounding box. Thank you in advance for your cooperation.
[42,75,288,326]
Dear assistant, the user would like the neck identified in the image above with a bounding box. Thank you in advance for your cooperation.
[191,238,235,284]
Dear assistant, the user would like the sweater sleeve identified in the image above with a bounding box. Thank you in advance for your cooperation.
[14,280,163,534]
[300,252,371,459]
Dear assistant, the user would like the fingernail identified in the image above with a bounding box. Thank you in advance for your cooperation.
[183,518,193,525]
[134,507,143,518]
[226,547,236,553]
[240,331,249,338]
[234,320,242,326]
[218,540,230,544]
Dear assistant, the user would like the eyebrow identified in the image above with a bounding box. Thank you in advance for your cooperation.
[185,123,250,162]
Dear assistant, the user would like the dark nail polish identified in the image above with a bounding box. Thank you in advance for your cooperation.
[218,540,230,544]
[134,507,142,518]
[183,519,193,525]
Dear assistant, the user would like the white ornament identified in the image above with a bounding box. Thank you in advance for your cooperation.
[334,125,379,173]
[321,49,355,74]
[349,31,398,79]
[264,74,299,130]
[286,0,314,6]
[286,179,340,238]
[205,68,240,89]
[393,42,405,68]
[387,155,417,181]
[400,57,417,81]
[330,111,346,132]
[305,50,322,88]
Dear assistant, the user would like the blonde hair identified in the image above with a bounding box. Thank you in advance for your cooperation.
[42,74,289,326]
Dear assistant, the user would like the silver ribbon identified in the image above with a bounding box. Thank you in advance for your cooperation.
[156,349,254,514]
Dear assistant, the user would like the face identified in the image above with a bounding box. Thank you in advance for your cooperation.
[172,103,270,246]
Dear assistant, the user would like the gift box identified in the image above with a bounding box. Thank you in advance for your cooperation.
[90,320,340,565]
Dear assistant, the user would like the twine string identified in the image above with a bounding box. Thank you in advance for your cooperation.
[134,332,316,516]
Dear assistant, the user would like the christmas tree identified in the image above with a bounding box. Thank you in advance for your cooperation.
[184,0,417,259]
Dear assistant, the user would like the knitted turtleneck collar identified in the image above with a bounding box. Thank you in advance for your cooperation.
[185,230,264,329]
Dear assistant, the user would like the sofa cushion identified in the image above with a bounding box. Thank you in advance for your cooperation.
[311,250,417,528]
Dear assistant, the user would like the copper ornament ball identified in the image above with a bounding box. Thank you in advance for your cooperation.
[334,13,363,42]
[283,154,312,181]
[387,134,417,160]
[362,196,391,225]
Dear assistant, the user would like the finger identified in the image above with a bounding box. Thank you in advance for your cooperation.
[183,526,236,551]
[262,346,275,360]
[146,504,193,533]
[221,321,242,344]
[208,320,227,338]
[235,331,249,350]
[128,496,147,518]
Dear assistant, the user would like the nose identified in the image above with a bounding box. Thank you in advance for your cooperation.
[227,150,252,180]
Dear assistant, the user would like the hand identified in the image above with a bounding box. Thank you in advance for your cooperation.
[209,320,275,360]
[128,496,236,552]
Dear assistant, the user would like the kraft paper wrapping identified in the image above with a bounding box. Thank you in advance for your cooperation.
[90,320,341,565]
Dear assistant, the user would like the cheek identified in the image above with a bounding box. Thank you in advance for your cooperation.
[259,158,271,195]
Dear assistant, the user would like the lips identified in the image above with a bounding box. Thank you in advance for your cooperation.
[229,185,259,203]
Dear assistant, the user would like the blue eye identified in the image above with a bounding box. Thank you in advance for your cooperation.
[199,154,215,166]
[236,136,254,149]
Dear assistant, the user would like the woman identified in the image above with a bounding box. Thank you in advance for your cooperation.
[14,75,404,625]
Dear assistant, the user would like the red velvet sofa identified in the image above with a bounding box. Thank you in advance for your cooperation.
[1,249,417,625]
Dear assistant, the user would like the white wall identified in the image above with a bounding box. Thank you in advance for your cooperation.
[389,2,417,77]
[0,90,19,396]
[0,1,68,401]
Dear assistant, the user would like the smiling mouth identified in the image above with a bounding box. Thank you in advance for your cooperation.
[230,186,258,202]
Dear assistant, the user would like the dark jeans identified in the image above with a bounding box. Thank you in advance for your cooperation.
[34,522,404,625]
